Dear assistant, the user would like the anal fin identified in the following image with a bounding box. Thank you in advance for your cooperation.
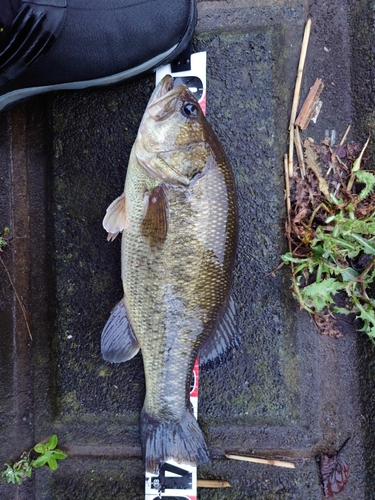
[199,292,241,367]
[101,300,140,363]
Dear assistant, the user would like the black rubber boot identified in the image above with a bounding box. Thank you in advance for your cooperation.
[0,0,21,31]
[0,0,196,111]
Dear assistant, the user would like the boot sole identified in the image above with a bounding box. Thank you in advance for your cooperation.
[0,46,177,111]
[0,0,196,111]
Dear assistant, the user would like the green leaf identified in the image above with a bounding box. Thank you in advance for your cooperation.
[347,219,375,236]
[47,457,58,471]
[32,455,49,468]
[281,253,309,264]
[34,443,47,454]
[325,214,338,224]
[350,234,375,255]
[340,267,359,281]
[329,193,342,205]
[352,135,370,172]
[2,465,15,483]
[50,451,68,460]
[352,157,361,172]
[357,303,375,325]
[0,228,10,251]
[332,306,352,315]
[312,245,324,259]
[367,325,375,338]
[300,278,344,312]
[325,236,358,252]
[355,170,375,200]
[46,435,58,451]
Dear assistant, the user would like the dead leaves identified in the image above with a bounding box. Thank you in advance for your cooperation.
[313,312,343,339]
[303,138,331,202]
[317,438,350,498]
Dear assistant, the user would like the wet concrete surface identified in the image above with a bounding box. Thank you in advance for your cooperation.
[1,0,375,498]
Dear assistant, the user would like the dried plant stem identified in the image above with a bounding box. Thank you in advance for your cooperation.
[0,255,33,341]
[226,454,295,469]
[294,127,306,177]
[284,153,294,258]
[284,154,292,220]
[197,480,231,488]
[295,78,325,130]
[339,125,351,146]
[288,18,312,177]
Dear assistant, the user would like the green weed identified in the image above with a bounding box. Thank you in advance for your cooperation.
[0,227,9,250]
[2,435,67,485]
[282,136,375,339]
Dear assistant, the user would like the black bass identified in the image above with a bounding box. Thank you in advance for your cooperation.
[102,75,238,473]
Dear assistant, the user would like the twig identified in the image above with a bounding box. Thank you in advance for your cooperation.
[284,154,292,222]
[294,128,306,177]
[284,154,293,257]
[339,125,351,146]
[288,18,312,177]
[295,78,325,130]
[0,255,33,341]
[336,437,351,455]
[197,479,231,488]
[266,260,285,277]
[225,454,295,469]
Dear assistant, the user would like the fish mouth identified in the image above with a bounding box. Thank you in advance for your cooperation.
[153,74,175,101]
[136,75,204,186]
[148,74,176,107]
[147,74,193,117]
[138,75,185,126]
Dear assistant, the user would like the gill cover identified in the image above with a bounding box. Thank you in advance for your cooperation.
[135,75,209,186]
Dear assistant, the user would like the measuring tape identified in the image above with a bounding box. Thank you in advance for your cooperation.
[144,52,207,500]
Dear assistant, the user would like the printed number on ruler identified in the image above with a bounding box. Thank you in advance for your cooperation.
[145,360,199,500]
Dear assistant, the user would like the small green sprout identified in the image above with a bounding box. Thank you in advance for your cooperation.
[0,227,10,250]
[2,455,32,485]
[2,435,67,485]
[32,434,67,471]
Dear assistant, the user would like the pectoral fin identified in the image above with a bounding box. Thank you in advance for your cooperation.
[101,300,140,363]
[103,193,126,241]
[199,292,241,367]
[141,185,169,247]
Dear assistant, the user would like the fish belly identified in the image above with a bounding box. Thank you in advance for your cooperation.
[121,158,235,472]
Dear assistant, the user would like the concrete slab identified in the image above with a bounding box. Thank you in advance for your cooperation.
[1,0,375,499]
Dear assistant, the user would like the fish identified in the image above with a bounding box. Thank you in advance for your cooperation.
[101,75,239,473]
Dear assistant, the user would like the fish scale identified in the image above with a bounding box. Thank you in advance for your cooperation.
[101,74,238,473]
[124,168,226,420]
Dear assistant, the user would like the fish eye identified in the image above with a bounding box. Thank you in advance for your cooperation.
[182,102,199,118]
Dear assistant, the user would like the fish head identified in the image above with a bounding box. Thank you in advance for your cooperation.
[135,75,211,186]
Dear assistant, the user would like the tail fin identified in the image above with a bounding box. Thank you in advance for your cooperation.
[140,408,210,473]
